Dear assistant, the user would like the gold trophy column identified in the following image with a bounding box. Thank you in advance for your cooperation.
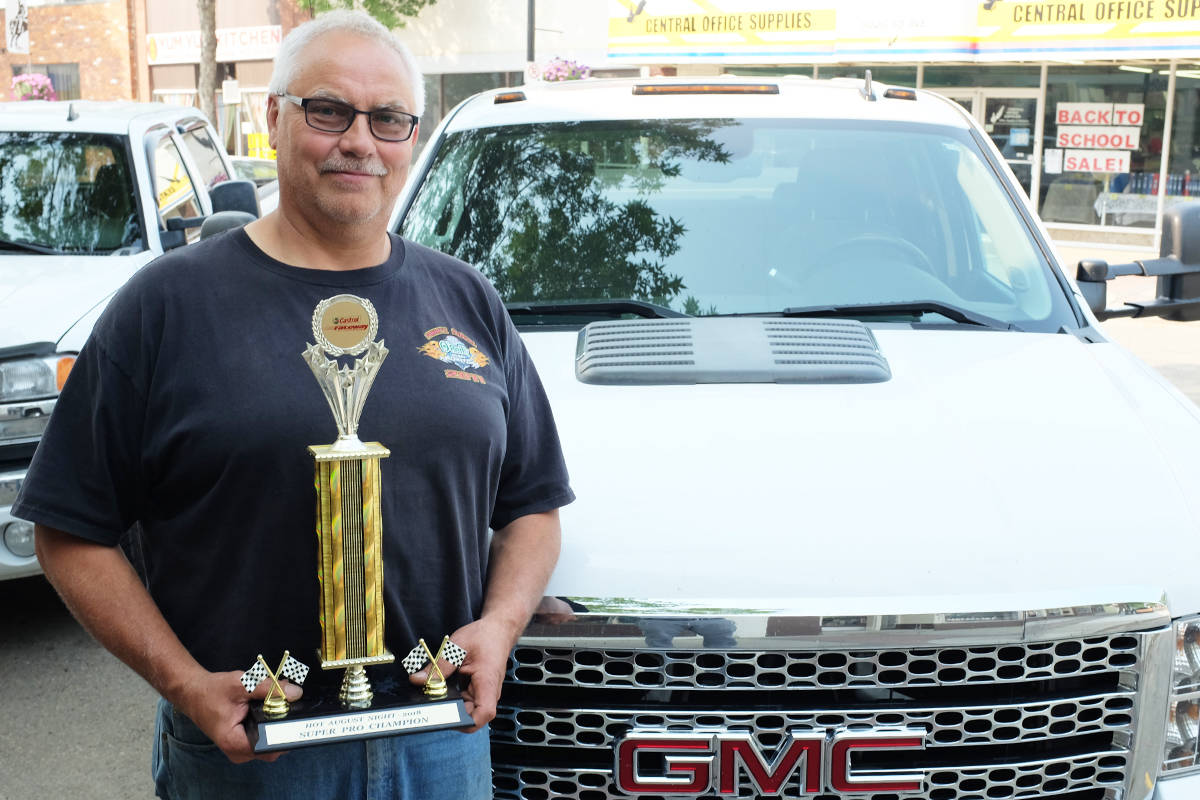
[303,294,395,709]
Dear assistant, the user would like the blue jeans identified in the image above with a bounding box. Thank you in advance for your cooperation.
[152,698,491,800]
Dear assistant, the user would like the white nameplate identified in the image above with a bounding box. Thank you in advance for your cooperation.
[262,702,464,747]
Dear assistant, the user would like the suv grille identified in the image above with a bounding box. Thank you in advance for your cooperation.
[491,608,1168,800]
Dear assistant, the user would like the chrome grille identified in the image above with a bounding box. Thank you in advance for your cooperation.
[492,692,1135,749]
[508,635,1140,690]
[492,605,1171,800]
[493,752,1128,800]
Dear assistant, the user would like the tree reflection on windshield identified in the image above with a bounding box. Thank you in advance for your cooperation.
[403,120,733,305]
[0,132,142,254]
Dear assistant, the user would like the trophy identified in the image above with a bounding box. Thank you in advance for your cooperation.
[241,294,471,753]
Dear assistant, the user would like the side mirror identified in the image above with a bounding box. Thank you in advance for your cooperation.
[1075,259,1109,315]
[209,179,260,218]
[1158,202,1200,321]
[160,227,188,251]
[1075,202,1200,322]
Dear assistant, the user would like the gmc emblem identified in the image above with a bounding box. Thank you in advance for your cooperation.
[614,728,926,796]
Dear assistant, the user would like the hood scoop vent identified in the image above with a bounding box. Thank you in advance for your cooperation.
[575,318,891,385]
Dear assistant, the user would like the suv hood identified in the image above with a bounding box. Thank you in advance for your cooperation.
[0,254,150,347]
[526,327,1200,615]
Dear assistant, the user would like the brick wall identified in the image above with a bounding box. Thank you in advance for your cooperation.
[1,1,133,101]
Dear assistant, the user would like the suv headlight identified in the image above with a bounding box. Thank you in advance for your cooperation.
[1163,616,1200,777]
[0,355,74,403]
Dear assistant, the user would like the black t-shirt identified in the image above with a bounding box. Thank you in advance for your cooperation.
[14,230,573,685]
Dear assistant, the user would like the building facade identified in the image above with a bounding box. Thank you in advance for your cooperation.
[10,0,1199,254]
[598,0,1200,254]
[2,0,135,101]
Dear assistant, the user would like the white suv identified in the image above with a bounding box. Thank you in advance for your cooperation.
[402,75,1200,799]
[0,101,267,580]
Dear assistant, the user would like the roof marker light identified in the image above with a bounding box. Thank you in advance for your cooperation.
[493,91,526,104]
[632,84,779,96]
[860,69,876,102]
[884,88,918,101]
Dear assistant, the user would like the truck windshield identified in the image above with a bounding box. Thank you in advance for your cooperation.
[0,132,143,254]
[401,118,1077,332]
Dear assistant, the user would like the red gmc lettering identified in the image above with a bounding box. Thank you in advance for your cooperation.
[717,732,823,794]
[616,736,713,794]
[616,729,926,796]
[828,731,926,793]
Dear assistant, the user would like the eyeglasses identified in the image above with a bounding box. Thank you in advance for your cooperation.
[277,92,419,142]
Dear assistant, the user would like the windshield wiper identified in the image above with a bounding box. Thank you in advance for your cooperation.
[780,301,1020,331]
[506,300,689,320]
[0,237,65,255]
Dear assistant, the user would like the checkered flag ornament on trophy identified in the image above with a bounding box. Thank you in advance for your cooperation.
[240,660,269,692]
[401,637,467,675]
[280,654,310,684]
[240,653,310,692]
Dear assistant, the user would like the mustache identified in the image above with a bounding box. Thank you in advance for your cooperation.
[318,156,389,176]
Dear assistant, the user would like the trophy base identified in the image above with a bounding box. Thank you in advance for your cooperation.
[244,684,471,753]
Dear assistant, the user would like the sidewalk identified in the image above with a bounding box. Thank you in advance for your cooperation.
[1053,242,1199,406]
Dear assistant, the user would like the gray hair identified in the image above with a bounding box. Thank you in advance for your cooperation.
[268,9,425,116]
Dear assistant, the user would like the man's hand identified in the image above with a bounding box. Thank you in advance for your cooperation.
[408,509,562,732]
[408,618,512,732]
[174,668,303,764]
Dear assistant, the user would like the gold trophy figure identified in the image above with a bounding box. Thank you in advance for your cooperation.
[303,294,393,709]
[239,295,471,753]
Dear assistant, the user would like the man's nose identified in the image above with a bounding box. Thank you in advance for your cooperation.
[338,111,376,156]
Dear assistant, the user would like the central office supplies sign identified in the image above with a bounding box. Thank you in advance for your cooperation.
[607,0,1200,63]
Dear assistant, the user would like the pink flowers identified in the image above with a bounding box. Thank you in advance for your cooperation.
[532,58,591,82]
[11,73,57,101]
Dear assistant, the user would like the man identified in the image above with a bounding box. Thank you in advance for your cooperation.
[14,10,572,799]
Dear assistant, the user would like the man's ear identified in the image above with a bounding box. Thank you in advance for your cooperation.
[266,95,281,151]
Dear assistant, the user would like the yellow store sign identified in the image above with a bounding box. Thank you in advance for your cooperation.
[977,0,1200,59]
[607,0,1200,63]
[609,3,837,60]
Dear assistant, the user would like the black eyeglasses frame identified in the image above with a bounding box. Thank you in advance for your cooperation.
[276,92,419,143]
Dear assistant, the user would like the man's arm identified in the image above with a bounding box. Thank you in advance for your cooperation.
[35,524,295,763]
[416,509,561,731]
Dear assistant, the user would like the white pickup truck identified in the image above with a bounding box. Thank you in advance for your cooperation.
[0,101,268,580]
[393,77,1200,799]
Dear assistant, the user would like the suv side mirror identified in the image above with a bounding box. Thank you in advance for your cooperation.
[1076,202,1200,321]
[209,179,261,218]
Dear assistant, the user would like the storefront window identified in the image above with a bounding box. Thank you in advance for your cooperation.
[10,63,81,100]
[816,65,917,85]
[1039,65,1167,228]
[922,66,1041,89]
[415,72,523,155]
[1167,68,1200,211]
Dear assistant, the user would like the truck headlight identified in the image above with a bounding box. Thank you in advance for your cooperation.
[2,520,34,558]
[1163,616,1200,777]
[0,355,74,402]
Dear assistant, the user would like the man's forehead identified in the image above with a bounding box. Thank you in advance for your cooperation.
[307,87,412,110]
[290,33,414,108]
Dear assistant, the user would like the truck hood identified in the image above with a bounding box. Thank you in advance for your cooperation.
[526,327,1200,616]
[0,254,150,347]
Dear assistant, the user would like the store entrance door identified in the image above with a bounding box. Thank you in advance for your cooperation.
[943,88,1041,200]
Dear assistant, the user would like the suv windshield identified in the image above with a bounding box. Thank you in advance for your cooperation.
[0,132,143,254]
[401,118,1077,331]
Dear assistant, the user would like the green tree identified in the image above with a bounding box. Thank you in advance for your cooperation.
[403,120,733,306]
[304,0,437,28]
